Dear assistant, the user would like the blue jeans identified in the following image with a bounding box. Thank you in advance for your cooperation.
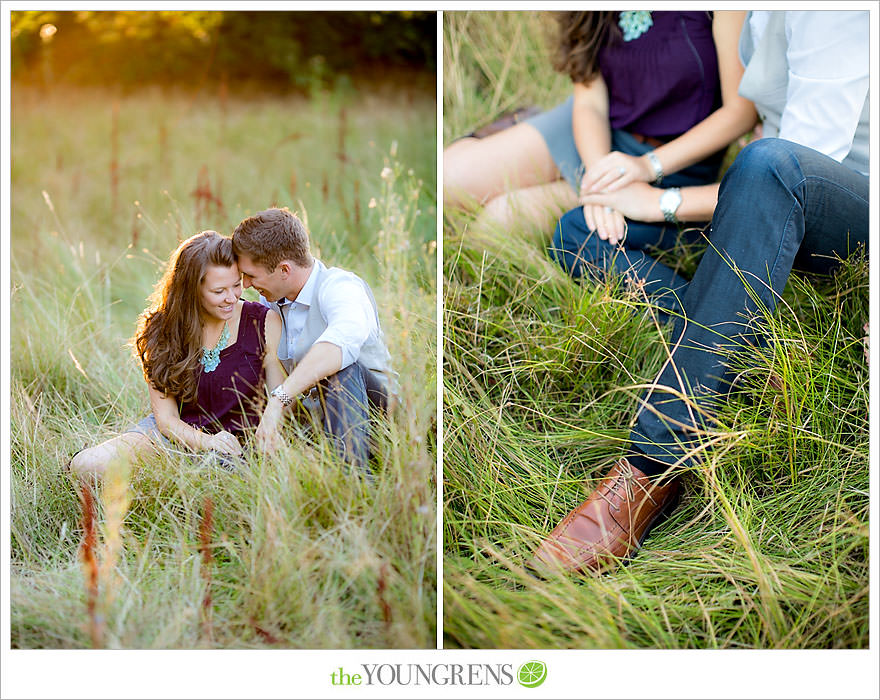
[626,139,869,471]
[550,130,719,319]
[313,362,388,472]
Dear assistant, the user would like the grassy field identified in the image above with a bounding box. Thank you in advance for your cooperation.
[443,11,869,649]
[10,79,437,648]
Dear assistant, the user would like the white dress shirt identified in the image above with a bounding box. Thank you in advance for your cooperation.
[271,259,379,372]
[742,11,869,171]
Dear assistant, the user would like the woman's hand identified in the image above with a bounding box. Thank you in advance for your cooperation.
[580,151,654,195]
[207,430,243,455]
[581,204,627,245]
[580,182,664,223]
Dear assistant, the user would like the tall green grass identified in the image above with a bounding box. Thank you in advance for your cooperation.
[11,81,437,648]
[443,11,869,649]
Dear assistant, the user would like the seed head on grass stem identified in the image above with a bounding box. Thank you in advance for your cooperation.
[198,496,215,645]
[78,484,103,648]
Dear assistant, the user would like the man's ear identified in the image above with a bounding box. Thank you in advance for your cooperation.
[277,261,292,278]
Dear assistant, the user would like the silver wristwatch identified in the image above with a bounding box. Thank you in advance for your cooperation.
[659,187,682,224]
[270,385,294,407]
[646,151,664,185]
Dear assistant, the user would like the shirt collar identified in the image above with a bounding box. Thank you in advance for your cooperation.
[282,259,322,308]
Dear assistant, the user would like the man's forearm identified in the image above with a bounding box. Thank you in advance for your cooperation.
[277,341,343,400]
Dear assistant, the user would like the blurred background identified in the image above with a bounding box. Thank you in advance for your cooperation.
[11,10,434,90]
[10,11,437,649]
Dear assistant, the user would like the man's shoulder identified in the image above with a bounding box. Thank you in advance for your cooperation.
[314,265,378,313]
[319,265,371,291]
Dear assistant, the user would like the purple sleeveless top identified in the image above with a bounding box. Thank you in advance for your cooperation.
[600,11,720,138]
[179,301,269,436]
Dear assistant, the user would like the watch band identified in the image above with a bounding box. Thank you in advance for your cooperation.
[660,187,682,224]
[646,151,664,185]
[270,386,294,407]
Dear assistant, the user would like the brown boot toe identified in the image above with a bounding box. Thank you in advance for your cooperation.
[530,459,680,575]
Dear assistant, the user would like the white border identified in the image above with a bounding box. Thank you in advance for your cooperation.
[435,8,445,653]
[3,3,880,700]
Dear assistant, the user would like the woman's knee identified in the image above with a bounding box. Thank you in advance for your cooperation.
[443,140,483,207]
[481,192,516,228]
[69,447,108,479]
[68,434,148,479]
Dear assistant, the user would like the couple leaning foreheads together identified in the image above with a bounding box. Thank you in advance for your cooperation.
[67,207,397,481]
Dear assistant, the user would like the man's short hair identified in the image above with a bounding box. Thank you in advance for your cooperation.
[232,207,312,270]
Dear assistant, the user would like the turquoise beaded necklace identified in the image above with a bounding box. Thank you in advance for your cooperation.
[618,11,653,42]
[200,321,230,373]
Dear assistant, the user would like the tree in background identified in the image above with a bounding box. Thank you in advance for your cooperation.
[11,10,435,90]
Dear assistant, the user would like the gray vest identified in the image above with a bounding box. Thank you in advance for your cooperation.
[738,11,869,175]
[269,263,399,395]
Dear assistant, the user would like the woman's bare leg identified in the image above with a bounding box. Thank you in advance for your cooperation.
[480,180,580,235]
[444,122,561,209]
[69,432,157,480]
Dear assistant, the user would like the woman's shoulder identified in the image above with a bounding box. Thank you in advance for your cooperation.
[237,300,272,347]
[240,299,270,320]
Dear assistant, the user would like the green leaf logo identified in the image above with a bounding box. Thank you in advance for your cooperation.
[517,660,547,688]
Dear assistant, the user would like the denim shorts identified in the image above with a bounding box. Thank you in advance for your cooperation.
[124,414,244,471]
[124,414,172,447]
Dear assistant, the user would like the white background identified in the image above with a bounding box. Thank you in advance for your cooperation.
[2,3,879,699]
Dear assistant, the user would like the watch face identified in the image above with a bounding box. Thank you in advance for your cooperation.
[660,188,681,213]
[660,189,679,209]
[660,188,682,222]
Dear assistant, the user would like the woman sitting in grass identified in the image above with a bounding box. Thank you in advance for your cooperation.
[69,231,286,479]
[444,10,757,313]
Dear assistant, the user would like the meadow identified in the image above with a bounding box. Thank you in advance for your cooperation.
[10,78,437,648]
[443,11,869,649]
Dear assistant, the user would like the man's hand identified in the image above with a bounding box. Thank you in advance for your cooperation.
[581,203,627,245]
[255,398,285,453]
[580,182,664,223]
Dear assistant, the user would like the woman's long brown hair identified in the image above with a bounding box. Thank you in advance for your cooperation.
[134,231,235,404]
[553,11,621,85]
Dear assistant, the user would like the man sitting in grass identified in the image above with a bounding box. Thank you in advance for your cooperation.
[534,10,869,573]
[232,207,397,472]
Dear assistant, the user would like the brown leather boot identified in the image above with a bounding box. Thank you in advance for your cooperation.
[530,459,680,574]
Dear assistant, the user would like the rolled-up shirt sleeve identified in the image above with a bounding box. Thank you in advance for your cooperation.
[313,273,376,370]
[780,11,869,162]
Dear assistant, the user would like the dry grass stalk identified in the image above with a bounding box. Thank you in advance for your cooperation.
[336,105,352,226]
[377,562,392,627]
[158,123,168,179]
[219,71,228,138]
[131,208,141,248]
[78,485,103,648]
[249,616,282,645]
[198,496,215,644]
[354,178,361,233]
[99,459,130,608]
[110,100,119,216]
[191,166,225,229]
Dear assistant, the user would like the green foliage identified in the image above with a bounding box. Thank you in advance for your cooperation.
[11,10,435,90]
[11,84,437,648]
[443,11,869,649]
